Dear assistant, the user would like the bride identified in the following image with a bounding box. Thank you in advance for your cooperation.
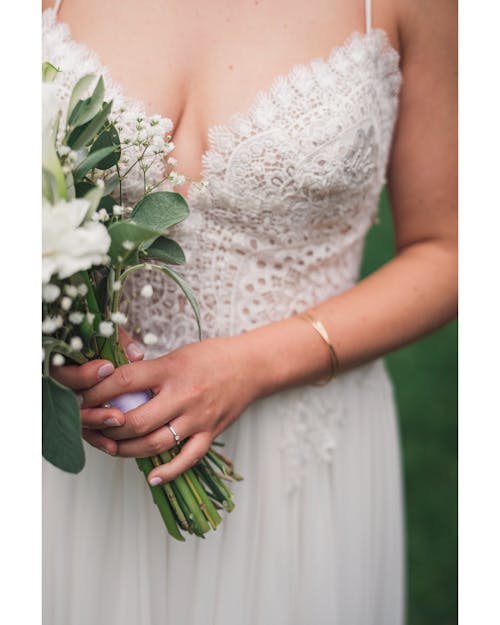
[42,0,457,623]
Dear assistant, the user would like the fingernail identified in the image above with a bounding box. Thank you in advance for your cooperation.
[103,417,121,427]
[98,363,114,379]
[100,446,114,455]
[149,476,162,487]
[126,343,143,360]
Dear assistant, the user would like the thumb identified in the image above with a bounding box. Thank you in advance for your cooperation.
[118,326,144,362]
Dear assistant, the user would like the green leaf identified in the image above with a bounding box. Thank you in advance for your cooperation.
[42,338,87,365]
[91,124,121,169]
[83,184,104,220]
[67,73,97,123]
[140,236,186,265]
[42,376,85,474]
[154,266,202,340]
[131,192,189,232]
[67,100,113,150]
[103,174,120,195]
[73,146,116,181]
[42,61,60,82]
[68,76,105,128]
[42,168,58,204]
[108,221,165,263]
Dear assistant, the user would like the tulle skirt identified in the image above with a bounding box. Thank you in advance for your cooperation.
[43,358,405,625]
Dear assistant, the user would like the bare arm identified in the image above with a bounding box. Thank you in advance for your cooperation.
[237,0,458,394]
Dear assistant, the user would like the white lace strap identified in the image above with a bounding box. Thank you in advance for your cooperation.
[53,0,63,14]
[365,0,372,33]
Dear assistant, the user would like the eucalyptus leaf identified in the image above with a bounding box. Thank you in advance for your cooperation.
[42,376,85,474]
[67,73,96,123]
[103,174,120,195]
[108,221,165,263]
[68,76,105,128]
[154,265,202,340]
[91,124,121,169]
[67,100,113,150]
[140,236,186,265]
[131,192,189,232]
[83,184,104,220]
[73,146,116,181]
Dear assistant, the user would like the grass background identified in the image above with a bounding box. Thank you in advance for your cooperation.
[360,190,458,625]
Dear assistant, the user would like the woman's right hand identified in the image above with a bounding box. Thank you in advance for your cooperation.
[50,330,144,455]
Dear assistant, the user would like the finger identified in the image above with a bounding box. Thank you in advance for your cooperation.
[118,326,144,362]
[81,360,158,407]
[147,433,212,485]
[115,416,194,458]
[82,428,118,456]
[80,407,125,430]
[103,393,180,441]
[51,359,115,391]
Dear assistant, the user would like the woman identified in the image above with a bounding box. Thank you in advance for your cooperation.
[42,0,457,624]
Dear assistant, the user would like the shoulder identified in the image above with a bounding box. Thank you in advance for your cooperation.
[42,0,56,11]
[393,0,457,61]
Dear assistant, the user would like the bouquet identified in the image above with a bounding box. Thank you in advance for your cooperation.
[42,62,242,541]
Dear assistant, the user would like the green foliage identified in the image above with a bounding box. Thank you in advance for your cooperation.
[42,376,85,474]
[42,61,59,82]
[73,146,116,181]
[68,76,105,128]
[67,101,113,150]
[91,124,121,169]
[131,191,190,231]
[141,236,186,265]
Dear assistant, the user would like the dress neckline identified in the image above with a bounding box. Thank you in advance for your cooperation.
[42,7,402,203]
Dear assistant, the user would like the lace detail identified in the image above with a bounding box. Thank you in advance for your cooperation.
[43,10,402,488]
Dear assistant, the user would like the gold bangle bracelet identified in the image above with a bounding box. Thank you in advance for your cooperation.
[297,311,340,385]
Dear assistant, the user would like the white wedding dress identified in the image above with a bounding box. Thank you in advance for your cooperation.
[43,1,405,623]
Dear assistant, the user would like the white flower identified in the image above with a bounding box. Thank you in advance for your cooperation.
[111,312,128,324]
[92,208,109,222]
[64,285,78,298]
[170,172,186,187]
[122,240,134,250]
[167,157,178,167]
[42,283,60,303]
[60,296,72,311]
[42,198,111,283]
[86,312,95,324]
[159,118,173,133]
[69,312,84,324]
[77,284,88,296]
[112,280,122,291]
[52,353,65,366]
[143,332,158,345]
[140,284,154,298]
[70,336,83,351]
[152,134,165,149]
[99,321,114,337]
[113,204,125,216]
[42,315,63,334]
[165,142,175,154]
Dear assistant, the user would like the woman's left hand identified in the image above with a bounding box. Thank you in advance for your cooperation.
[80,336,260,484]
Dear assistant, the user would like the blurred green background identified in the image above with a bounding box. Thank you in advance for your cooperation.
[360,190,458,625]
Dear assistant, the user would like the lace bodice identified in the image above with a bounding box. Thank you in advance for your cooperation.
[42,8,402,357]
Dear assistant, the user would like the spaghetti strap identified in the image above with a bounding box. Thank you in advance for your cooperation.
[53,0,63,15]
[365,0,372,33]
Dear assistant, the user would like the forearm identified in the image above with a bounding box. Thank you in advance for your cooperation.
[235,238,457,399]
